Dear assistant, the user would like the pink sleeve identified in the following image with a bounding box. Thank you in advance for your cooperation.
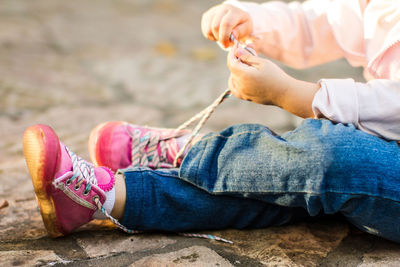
[225,0,345,68]
[313,39,400,141]
[313,78,400,141]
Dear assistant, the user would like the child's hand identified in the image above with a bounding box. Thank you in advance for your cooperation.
[227,44,320,118]
[227,44,291,106]
[201,4,253,48]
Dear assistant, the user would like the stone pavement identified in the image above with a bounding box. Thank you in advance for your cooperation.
[1,0,400,266]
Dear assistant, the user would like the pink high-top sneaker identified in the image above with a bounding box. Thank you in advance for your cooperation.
[88,121,191,171]
[23,125,115,237]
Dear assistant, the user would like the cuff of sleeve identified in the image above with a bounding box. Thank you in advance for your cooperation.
[312,79,359,127]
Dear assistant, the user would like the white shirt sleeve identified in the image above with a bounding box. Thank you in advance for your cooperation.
[313,79,400,140]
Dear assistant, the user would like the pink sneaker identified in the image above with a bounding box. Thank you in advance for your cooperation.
[23,124,115,237]
[88,121,190,171]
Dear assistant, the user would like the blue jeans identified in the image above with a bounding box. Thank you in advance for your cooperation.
[121,119,400,243]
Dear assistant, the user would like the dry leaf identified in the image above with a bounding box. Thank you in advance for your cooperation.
[0,200,9,210]
[154,41,177,57]
[191,47,217,61]
[153,0,177,13]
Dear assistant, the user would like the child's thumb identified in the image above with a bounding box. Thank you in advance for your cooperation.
[235,47,260,67]
[232,21,252,42]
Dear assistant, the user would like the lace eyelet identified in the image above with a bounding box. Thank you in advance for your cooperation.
[66,179,72,186]
[74,184,81,191]
[83,189,90,196]
[92,196,99,202]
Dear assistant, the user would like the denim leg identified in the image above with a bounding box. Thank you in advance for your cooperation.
[180,119,400,242]
[120,168,308,232]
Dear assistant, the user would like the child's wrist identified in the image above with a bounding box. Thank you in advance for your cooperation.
[272,74,298,109]
[279,78,320,118]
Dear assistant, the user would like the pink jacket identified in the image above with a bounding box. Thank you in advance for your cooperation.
[226,0,400,140]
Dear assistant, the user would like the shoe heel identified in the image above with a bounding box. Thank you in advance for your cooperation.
[88,121,125,168]
[23,125,63,238]
[88,122,108,167]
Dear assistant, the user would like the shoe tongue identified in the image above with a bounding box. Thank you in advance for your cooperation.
[164,138,180,164]
[55,143,73,178]
[94,167,115,192]
[164,132,191,164]
[56,142,115,192]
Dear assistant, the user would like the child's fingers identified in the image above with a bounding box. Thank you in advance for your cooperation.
[219,13,251,48]
[227,43,247,74]
[227,44,254,76]
[227,43,239,71]
[228,74,244,99]
[227,44,260,74]
[201,7,218,41]
[235,46,262,67]
[201,4,252,47]
[211,10,229,43]
[233,21,252,43]
[245,42,255,50]
[219,13,238,48]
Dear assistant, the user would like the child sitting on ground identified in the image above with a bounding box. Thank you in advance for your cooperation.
[23,0,400,243]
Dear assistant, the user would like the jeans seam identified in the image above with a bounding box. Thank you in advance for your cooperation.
[138,170,144,226]
[128,170,400,209]
[191,139,206,186]
[198,129,265,143]
[128,170,400,204]
[130,170,180,179]
[209,189,400,203]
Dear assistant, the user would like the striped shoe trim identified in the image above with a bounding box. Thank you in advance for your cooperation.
[54,180,97,210]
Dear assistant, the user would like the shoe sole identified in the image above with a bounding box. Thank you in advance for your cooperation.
[88,121,125,169]
[22,125,63,238]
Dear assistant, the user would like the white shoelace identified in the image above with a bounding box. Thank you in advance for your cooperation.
[65,147,97,194]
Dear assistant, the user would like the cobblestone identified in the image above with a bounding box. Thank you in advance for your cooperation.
[75,233,176,258]
[131,246,233,267]
[1,0,399,266]
[0,250,62,266]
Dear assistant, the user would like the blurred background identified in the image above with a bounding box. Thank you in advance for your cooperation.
[0,0,364,238]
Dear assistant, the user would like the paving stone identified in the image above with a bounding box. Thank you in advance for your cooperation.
[131,246,233,267]
[0,199,47,241]
[360,249,400,267]
[211,221,349,266]
[75,232,176,258]
[359,239,400,267]
[0,250,63,266]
